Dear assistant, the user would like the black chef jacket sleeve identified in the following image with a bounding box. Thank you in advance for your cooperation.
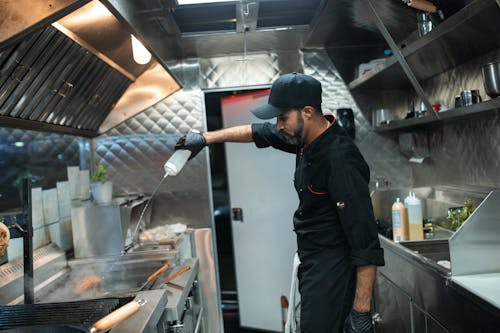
[251,123,297,154]
[328,151,385,267]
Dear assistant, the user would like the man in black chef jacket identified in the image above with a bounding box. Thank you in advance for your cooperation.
[175,72,385,333]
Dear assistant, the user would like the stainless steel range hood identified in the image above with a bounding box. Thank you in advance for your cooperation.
[0,0,181,137]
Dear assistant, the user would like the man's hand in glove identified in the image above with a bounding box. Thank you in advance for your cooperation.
[344,309,373,333]
[175,129,207,160]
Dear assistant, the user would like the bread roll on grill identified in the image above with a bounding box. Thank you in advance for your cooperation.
[0,222,9,258]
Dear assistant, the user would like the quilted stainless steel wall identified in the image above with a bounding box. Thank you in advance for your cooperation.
[93,49,412,225]
[94,88,211,228]
[93,53,285,230]
[199,53,280,89]
[411,49,500,188]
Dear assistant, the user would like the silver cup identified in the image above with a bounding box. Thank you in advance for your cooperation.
[460,90,482,107]
[417,13,433,37]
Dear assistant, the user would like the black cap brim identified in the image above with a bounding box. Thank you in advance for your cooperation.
[251,103,287,120]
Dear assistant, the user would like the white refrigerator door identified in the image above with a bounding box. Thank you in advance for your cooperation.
[221,90,298,331]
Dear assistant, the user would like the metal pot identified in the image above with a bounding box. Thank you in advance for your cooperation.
[372,109,393,127]
[482,62,500,98]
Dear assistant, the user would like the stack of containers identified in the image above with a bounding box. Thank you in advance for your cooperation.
[42,165,91,252]
[67,166,91,200]
[78,169,90,200]
[67,166,80,200]
[4,166,89,259]
[52,166,90,251]
[32,187,49,249]
[42,188,59,248]
[54,181,73,251]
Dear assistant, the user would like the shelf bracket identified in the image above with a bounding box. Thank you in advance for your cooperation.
[365,0,440,121]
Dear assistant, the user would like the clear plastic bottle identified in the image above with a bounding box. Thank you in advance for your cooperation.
[392,198,409,242]
[164,150,191,176]
[404,191,412,207]
[407,193,424,240]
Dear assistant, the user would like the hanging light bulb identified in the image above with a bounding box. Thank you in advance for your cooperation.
[131,34,151,65]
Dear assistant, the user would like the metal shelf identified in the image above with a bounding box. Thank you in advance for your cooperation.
[403,0,500,82]
[374,98,500,132]
[348,56,410,91]
[347,0,499,92]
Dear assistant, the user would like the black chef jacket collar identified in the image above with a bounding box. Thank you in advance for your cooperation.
[301,114,346,158]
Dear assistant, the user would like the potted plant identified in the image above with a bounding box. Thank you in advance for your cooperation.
[89,164,112,204]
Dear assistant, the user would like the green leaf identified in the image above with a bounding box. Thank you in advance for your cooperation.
[90,164,109,183]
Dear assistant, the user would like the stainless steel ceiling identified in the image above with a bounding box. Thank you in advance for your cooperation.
[103,0,422,58]
[0,0,476,136]
[103,0,427,86]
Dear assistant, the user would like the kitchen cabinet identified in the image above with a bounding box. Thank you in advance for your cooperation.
[373,274,412,333]
[411,304,427,333]
[333,0,500,132]
[372,267,453,333]
[374,235,500,333]
[426,315,450,333]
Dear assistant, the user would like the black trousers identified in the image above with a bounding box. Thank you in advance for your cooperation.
[298,250,356,333]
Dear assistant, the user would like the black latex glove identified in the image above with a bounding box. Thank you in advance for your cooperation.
[344,309,373,333]
[175,129,207,160]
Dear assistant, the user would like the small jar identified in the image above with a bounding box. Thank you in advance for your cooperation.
[423,220,434,239]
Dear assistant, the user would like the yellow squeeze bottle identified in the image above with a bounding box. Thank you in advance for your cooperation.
[407,193,424,240]
[392,198,408,242]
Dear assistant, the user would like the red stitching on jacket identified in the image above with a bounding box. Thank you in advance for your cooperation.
[307,185,328,195]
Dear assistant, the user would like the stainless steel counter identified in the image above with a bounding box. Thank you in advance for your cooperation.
[452,273,500,310]
[161,258,199,322]
[375,235,500,333]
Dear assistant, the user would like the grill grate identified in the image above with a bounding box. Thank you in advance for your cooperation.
[0,297,133,330]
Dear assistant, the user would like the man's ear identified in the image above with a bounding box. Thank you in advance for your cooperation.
[301,106,315,119]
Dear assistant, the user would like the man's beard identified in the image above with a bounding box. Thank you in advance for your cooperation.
[280,113,304,145]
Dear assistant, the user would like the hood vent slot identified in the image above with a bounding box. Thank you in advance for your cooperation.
[0,25,131,137]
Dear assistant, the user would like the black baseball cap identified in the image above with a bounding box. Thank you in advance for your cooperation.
[251,72,322,119]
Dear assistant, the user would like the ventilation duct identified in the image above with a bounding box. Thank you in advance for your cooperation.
[0,0,181,137]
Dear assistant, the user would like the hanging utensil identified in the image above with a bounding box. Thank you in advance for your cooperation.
[90,299,147,333]
[166,265,191,283]
[164,265,191,290]
[402,0,437,13]
[139,262,170,291]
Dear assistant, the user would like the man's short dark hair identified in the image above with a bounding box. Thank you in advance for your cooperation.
[313,105,323,114]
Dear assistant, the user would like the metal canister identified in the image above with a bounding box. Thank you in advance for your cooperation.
[423,220,434,239]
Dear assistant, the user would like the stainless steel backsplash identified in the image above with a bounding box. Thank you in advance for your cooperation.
[410,49,500,188]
